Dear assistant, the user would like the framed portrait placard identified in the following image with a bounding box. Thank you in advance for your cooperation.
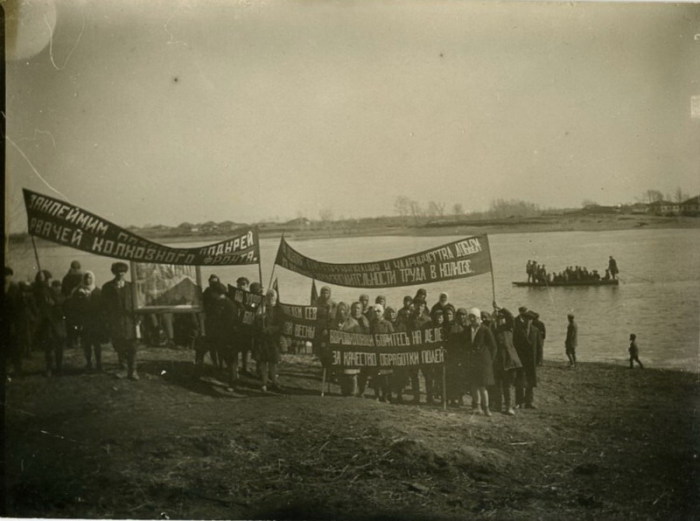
[131,262,203,312]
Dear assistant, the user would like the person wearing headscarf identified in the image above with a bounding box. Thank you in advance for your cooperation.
[358,294,370,315]
[102,262,139,380]
[444,306,456,329]
[258,288,283,392]
[490,306,522,416]
[445,308,469,406]
[34,270,67,376]
[413,288,428,308]
[70,271,105,370]
[430,292,452,315]
[465,308,496,416]
[374,295,387,310]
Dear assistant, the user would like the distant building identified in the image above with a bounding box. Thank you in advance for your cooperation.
[648,200,680,216]
[680,195,700,216]
[627,203,649,215]
[285,217,312,227]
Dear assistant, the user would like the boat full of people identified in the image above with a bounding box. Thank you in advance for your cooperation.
[513,258,620,287]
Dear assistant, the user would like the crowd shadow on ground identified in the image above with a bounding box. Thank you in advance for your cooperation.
[136,353,330,400]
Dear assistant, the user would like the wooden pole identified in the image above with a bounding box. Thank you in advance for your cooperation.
[321,368,327,397]
[31,236,42,272]
[485,234,497,305]
[442,364,447,411]
[267,233,284,290]
[256,227,264,287]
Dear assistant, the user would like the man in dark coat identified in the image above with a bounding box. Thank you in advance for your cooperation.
[203,283,237,389]
[101,262,139,380]
[531,312,546,366]
[608,256,619,280]
[62,260,84,349]
[513,306,538,409]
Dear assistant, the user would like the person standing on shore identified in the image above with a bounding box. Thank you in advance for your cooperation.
[608,256,619,280]
[513,306,538,409]
[628,334,644,369]
[465,308,496,416]
[71,271,105,371]
[61,260,84,350]
[102,262,139,380]
[531,312,546,366]
[490,307,522,416]
[565,314,577,368]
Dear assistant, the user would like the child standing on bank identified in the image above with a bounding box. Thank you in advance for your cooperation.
[628,334,644,369]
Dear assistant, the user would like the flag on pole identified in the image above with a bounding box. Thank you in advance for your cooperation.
[310,279,318,306]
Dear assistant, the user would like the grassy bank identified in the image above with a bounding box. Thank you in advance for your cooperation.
[3,347,699,520]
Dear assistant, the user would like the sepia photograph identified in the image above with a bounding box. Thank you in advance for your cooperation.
[3,0,700,519]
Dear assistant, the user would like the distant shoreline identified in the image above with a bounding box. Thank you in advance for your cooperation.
[8,214,699,247]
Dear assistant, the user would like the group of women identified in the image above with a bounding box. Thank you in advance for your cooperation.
[311,288,542,416]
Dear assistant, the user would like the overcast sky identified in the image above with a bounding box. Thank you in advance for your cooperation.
[5,0,700,232]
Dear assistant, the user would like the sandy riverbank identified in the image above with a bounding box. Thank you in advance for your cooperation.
[3,345,698,520]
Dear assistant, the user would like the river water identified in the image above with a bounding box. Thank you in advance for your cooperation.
[7,228,699,371]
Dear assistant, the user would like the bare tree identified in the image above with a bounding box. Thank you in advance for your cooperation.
[644,189,664,204]
[489,199,540,218]
[673,187,687,204]
[427,201,446,218]
[319,207,334,222]
[394,196,411,217]
[452,203,464,216]
[408,200,423,221]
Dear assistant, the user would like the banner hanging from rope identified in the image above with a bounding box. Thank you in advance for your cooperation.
[23,188,259,266]
[274,235,491,288]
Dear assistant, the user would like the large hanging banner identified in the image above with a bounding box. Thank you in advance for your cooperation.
[328,326,445,368]
[274,235,491,288]
[131,263,203,312]
[23,188,259,266]
[278,302,318,342]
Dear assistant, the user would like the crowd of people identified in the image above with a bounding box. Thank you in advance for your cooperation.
[4,259,561,417]
[525,256,619,284]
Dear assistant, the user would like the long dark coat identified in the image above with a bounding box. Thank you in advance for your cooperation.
[445,324,467,398]
[493,327,522,375]
[465,324,496,387]
[513,315,538,387]
[101,279,136,341]
[258,305,283,363]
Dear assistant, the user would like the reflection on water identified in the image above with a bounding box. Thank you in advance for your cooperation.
[7,228,700,371]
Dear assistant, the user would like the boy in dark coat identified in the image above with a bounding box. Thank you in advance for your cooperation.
[628,334,644,369]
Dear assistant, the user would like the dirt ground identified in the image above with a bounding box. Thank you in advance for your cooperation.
[3,345,699,520]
